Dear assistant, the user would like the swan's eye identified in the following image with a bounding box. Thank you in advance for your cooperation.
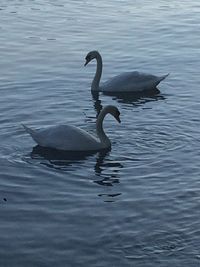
[86,55,90,61]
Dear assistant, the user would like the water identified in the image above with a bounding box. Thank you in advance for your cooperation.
[0,0,200,266]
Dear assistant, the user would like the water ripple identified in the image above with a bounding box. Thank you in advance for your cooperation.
[1,0,200,266]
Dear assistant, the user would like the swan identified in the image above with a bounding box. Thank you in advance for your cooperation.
[23,105,121,151]
[85,50,169,92]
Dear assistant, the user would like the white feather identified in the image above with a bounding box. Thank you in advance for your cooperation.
[85,51,169,92]
[23,105,121,152]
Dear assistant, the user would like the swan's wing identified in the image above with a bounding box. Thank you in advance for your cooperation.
[23,124,101,151]
[101,71,167,92]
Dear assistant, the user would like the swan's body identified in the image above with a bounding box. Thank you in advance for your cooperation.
[85,51,169,92]
[23,105,121,151]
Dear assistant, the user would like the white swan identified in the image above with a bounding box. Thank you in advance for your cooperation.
[85,50,169,92]
[23,105,121,151]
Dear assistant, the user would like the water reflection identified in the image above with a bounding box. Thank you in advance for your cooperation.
[92,89,165,115]
[31,146,123,176]
[94,153,123,186]
[93,151,123,201]
[30,145,110,169]
[103,88,163,104]
[30,145,123,201]
[91,91,103,117]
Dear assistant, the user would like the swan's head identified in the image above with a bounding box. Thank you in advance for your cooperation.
[104,105,121,123]
[84,51,99,66]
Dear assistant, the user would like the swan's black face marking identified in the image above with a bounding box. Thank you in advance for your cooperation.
[84,54,91,66]
[86,55,90,61]
[115,109,121,123]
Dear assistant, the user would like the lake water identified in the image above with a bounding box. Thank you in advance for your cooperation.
[0,0,200,266]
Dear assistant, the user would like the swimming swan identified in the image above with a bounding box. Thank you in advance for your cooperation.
[23,105,121,151]
[85,50,169,92]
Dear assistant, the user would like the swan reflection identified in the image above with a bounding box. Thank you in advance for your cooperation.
[103,89,164,104]
[30,145,123,201]
[30,145,110,168]
[94,152,123,186]
[92,152,123,201]
[91,91,103,117]
[92,89,165,115]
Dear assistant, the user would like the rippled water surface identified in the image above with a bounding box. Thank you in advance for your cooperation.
[1,0,200,266]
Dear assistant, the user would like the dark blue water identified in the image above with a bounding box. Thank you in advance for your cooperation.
[1,1,200,266]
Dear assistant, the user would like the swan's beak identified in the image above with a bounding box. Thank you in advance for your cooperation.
[84,59,89,66]
[116,116,121,123]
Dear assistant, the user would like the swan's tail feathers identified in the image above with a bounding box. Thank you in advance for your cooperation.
[155,73,169,87]
[22,124,40,145]
[159,73,170,82]
[22,124,35,136]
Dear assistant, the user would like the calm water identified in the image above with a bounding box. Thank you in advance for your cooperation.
[0,0,200,266]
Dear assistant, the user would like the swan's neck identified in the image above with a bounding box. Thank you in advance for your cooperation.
[91,53,102,91]
[96,110,111,148]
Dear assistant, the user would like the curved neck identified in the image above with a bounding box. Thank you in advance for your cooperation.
[96,110,111,148]
[91,53,102,91]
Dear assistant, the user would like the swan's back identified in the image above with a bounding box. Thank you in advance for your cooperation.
[101,71,167,92]
[25,125,102,151]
